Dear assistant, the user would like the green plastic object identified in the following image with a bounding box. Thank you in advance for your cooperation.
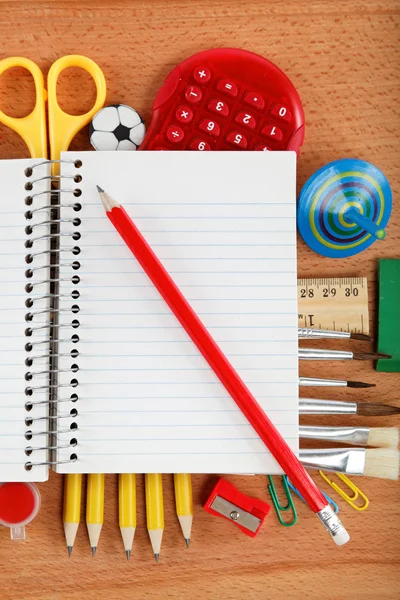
[377,259,400,372]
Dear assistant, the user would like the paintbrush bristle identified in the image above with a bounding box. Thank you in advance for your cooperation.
[347,380,376,388]
[364,449,399,479]
[367,427,399,449]
[353,351,392,360]
[350,333,373,341]
[357,402,400,416]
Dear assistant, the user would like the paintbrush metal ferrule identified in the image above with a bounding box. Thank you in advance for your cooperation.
[299,398,400,416]
[300,425,370,446]
[298,328,372,341]
[299,377,374,388]
[299,348,354,360]
[298,328,351,340]
[299,398,357,415]
[299,448,365,474]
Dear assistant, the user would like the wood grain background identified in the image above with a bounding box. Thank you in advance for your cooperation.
[0,1,399,599]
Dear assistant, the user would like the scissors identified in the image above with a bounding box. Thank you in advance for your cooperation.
[0,55,106,172]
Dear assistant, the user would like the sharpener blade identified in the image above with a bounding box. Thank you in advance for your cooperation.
[211,495,261,533]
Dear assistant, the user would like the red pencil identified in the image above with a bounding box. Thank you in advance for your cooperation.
[97,185,349,545]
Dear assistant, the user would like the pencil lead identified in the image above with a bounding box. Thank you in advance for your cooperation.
[154,553,159,563]
[347,380,375,388]
[67,546,72,557]
[350,332,373,341]
[91,546,97,557]
[353,351,392,360]
[185,538,190,548]
[357,402,400,416]
[126,549,131,561]
[96,185,104,193]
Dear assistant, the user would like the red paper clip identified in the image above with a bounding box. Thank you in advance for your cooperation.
[204,478,271,538]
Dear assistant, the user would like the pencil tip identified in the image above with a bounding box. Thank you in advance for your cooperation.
[353,351,392,361]
[350,332,373,341]
[67,546,73,557]
[97,186,119,211]
[347,380,375,388]
[126,550,131,561]
[91,546,97,557]
[185,538,190,548]
[154,553,159,563]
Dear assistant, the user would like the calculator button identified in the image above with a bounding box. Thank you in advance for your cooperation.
[261,124,283,141]
[193,66,211,84]
[270,104,292,122]
[185,85,202,104]
[226,131,248,149]
[166,125,184,143]
[235,112,256,130]
[208,99,229,117]
[243,92,265,110]
[176,106,193,123]
[199,119,220,137]
[189,139,211,151]
[254,144,271,151]
[216,79,238,97]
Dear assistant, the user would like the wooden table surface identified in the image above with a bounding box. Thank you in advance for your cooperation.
[0,1,399,599]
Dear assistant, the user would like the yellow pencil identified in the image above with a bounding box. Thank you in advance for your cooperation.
[173,473,193,547]
[118,473,136,560]
[63,473,82,556]
[86,473,105,556]
[145,473,164,562]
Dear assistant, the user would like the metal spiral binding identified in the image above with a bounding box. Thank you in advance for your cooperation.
[24,158,82,471]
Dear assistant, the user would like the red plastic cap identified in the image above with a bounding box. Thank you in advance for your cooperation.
[0,482,39,525]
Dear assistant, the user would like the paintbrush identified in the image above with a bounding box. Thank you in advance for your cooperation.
[300,398,400,415]
[299,448,399,480]
[298,328,372,341]
[299,426,399,448]
[299,348,391,361]
[299,377,374,388]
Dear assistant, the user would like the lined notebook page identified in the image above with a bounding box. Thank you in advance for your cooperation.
[0,159,50,482]
[57,151,298,474]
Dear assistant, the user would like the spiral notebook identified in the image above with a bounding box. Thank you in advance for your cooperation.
[0,151,298,481]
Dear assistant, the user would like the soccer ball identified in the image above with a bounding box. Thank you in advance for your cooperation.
[89,104,146,151]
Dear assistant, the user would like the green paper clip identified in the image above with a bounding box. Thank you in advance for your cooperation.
[267,475,297,527]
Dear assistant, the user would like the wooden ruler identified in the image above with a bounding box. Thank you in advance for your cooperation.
[297,277,369,335]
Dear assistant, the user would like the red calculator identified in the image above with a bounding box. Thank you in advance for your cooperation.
[140,48,305,152]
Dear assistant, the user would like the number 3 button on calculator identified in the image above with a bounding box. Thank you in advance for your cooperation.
[140,48,305,152]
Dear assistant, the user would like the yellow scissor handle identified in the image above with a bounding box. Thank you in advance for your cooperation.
[48,55,106,171]
[0,57,48,158]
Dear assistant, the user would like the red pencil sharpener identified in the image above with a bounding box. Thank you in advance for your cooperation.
[204,477,271,538]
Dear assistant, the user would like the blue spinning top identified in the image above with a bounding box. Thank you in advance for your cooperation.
[297,158,392,258]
